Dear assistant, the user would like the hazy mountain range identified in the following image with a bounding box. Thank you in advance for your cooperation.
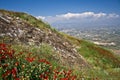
[37,12,120,28]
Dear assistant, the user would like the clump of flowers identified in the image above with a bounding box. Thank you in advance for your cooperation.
[0,43,76,80]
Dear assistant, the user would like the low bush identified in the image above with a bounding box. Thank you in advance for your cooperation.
[0,43,76,80]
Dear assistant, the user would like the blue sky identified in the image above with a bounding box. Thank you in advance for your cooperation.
[0,0,120,16]
[0,0,120,26]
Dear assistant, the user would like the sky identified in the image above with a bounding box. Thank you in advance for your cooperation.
[0,0,120,27]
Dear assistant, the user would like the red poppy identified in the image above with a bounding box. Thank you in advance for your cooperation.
[14,78,20,80]
[12,68,17,77]
[39,59,50,65]
[1,55,6,59]
[60,78,69,80]
[53,75,57,80]
[26,57,35,62]
[0,43,6,48]
[2,70,11,78]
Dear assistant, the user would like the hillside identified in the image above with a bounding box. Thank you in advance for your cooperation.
[0,9,120,79]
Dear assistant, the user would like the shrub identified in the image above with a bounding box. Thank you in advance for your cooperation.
[0,43,76,80]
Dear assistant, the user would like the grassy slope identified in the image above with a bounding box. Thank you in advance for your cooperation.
[1,9,120,79]
[65,36,120,79]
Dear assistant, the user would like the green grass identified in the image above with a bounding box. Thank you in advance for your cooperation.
[77,41,120,68]
[11,43,59,67]
[74,40,120,79]
[58,34,120,79]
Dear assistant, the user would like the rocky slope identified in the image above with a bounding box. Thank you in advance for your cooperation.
[0,9,89,69]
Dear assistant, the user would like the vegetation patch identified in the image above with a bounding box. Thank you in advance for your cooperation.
[0,43,77,80]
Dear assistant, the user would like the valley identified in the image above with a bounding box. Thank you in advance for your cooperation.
[56,25,120,56]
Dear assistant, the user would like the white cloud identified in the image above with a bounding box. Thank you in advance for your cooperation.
[55,12,119,19]
[56,12,107,19]
[36,12,119,23]
[36,16,45,20]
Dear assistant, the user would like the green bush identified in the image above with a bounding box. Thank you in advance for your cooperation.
[0,43,76,80]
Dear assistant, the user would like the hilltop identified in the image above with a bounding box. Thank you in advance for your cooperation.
[0,9,120,79]
[0,9,88,69]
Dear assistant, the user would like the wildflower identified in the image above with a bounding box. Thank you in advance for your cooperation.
[63,70,67,75]
[14,78,20,80]
[0,43,7,52]
[39,59,50,65]
[2,70,11,78]
[67,70,72,77]
[44,76,49,80]
[53,75,57,80]
[55,71,59,75]
[39,74,44,78]
[3,64,8,68]
[1,55,6,59]
[60,77,69,80]
[0,43,77,79]
[0,43,6,48]
[15,62,19,66]
[26,57,35,62]
[22,65,25,68]
[12,67,17,77]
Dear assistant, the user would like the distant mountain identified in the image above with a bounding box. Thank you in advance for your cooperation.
[0,9,120,79]
[51,22,120,30]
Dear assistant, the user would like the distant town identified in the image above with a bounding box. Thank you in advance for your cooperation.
[55,25,120,55]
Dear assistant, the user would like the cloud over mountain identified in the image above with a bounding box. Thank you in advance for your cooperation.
[58,12,119,19]
[36,12,119,23]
